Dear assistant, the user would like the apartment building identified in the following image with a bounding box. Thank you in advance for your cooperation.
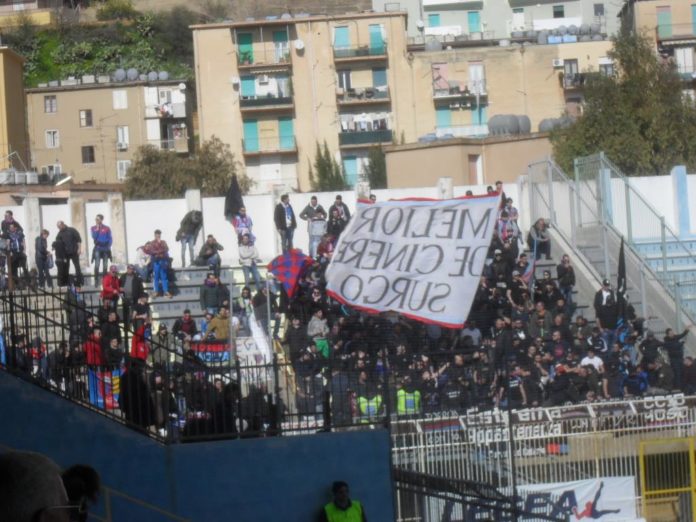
[26,76,192,184]
[621,0,696,83]
[192,12,611,192]
[0,47,28,171]
[0,0,65,27]
[372,0,622,41]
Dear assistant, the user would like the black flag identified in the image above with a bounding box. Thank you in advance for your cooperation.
[224,174,245,222]
[616,237,627,325]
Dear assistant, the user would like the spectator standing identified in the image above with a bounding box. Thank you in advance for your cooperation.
[196,234,224,275]
[144,229,171,298]
[90,214,112,282]
[327,208,347,239]
[328,194,351,222]
[528,218,551,260]
[556,254,576,306]
[232,206,255,244]
[593,279,619,347]
[664,327,691,390]
[119,264,144,321]
[175,210,203,267]
[1,210,22,235]
[238,233,262,290]
[6,222,27,282]
[300,196,327,257]
[100,265,122,309]
[274,194,297,254]
[34,229,52,288]
[54,220,83,287]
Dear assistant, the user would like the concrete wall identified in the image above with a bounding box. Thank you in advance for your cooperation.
[0,371,395,522]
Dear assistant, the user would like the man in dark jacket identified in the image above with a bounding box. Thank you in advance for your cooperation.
[664,327,691,390]
[54,220,83,287]
[328,194,351,221]
[173,309,198,342]
[199,273,228,314]
[176,210,203,267]
[274,194,296,254]
[119,264,144,322]
[593,279,618,347]
[35,229,52,288]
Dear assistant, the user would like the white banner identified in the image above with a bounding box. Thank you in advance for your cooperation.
[516,477,638,521]
[325,195,500,327]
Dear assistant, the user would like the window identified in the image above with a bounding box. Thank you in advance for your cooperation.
[41,164,62,176]
[45,130,59,149]
[81,146,95,164]
[599,63,615,76]
[44,95,57,113]
[112,90,128,110]
[553,5,565,18]
[337,70,352,90]
[428,14,441,27]
[117,126,130,150]
[158,89,172,104]
[79,109,93,128]
[117,160,131,180]
[593,3,605,17]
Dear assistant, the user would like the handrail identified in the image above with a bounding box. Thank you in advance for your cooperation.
[102,487,191,521]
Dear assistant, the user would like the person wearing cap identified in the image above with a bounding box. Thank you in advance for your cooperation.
[328,194,351,222]
[143,229,171,298]
[100,264,122,309]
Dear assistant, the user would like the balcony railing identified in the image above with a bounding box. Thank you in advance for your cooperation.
[242,136,297,154]
[240,95,293,110]
[435,125,489,138]
[433,82,487,100]
[333,45,387,60]
[339,129,393,147]
[657,24,696,42]
[336,86,390,105]
[237,45,292,68]
[148,138,189,153]
[561,72,603,89]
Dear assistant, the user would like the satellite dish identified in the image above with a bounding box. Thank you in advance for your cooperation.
[158,71,169,81]
[147,71,158,82]
[416,20,424,30]
[139,74,147,81]
[178,82,186,90]
[114,69,126,82]
[126,68,138,80]
[294,39,305,51]
[230,76,240,85]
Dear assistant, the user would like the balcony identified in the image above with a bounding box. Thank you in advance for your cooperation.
[338,130,393,148]
[148,138,189,153]
[433,82,487,104]
[435,125,489,138]
[336,86,390,107]
[237,45,292,70]
[657,24,696,45]
[242,136,297,156]
[240,94,294,113]
[561,72,602,90]
[333,45,387,62]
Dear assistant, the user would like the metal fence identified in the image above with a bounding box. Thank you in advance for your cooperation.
[392,395,696,520]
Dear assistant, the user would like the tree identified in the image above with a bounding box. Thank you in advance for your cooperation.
[551,26,696,176]
[308,141,348,191]
[364,145,387,189]
[124,137,251,199]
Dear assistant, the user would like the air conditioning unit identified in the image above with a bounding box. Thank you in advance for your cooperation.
[258,74,270,84]
[552,58,565,68]
[117,142,128,151]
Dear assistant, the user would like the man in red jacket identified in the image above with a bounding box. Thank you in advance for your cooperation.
[100,265,122,309]
[84,328,105,367]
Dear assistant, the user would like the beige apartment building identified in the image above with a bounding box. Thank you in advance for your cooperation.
[26,77,192,184]
[0,47,28,171]
[192,12,612,192]
[621,0,696,81]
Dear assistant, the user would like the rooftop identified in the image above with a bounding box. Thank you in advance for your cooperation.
[26,75,187,94]
[190,10,407,30]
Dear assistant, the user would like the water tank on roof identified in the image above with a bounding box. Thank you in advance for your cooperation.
[568,25,578,35]
[14,171,26,185]
[592,34,604,41]
[26,171,39,185]
[537,32,548,45]
[579,24,591,35]
[526,30,537,39]
[113,69,126,82]
[139,74,147,81]
[126,68,138,80]
[590,23,601,34]
[158,71,169,81]
[511,31,524,38]
[488,114,518,136]
[517,115,531,134]
[580,35,592,42]
[0,169,16,185]
[538,118,556,133]
[558,25,568,35]
[280,13,292,19]
[147,71,158,82]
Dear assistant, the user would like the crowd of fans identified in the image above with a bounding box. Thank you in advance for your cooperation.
[1,183,696,439]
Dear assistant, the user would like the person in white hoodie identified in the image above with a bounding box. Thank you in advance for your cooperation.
[238,233,262,290]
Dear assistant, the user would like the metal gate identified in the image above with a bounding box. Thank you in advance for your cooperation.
[639,437,696,522]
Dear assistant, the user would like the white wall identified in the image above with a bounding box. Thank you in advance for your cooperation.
[123,198,187,265]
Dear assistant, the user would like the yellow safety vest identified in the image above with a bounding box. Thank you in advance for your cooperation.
[324,500,363,522]
[397,388,421,415]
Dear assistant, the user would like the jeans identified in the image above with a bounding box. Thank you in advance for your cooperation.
[560,285,573,305]
[242,263,262,290]
[93,250,109,280]
[309,235,321,258]
[278,228,294,254]
[180,236,195,266]
[152,259,169,294]
[36,256,53,288]
[206,253,221,276]
[533,240,551,260]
